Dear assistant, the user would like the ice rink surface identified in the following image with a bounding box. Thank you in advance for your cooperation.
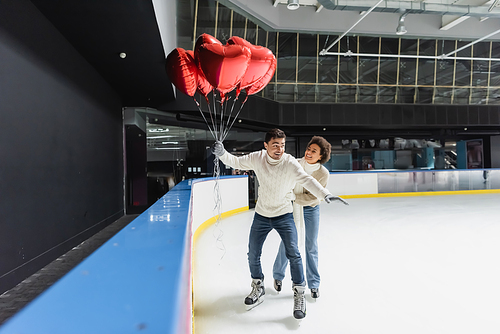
[193,194,500,333]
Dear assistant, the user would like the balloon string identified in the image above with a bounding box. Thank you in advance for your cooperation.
[212,156,226,258]
[221,95,237,140]
[219,94,226,141]
[222,94,248,141]
[211,90,218,140]
[194,99,216,139]
[207,94,218,140]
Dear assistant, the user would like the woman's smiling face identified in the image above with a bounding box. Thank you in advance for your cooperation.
[304,143,322,164]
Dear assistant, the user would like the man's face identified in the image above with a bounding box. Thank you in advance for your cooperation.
[264,137,285,160]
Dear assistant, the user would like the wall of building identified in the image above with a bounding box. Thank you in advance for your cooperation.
[0,0,123,294]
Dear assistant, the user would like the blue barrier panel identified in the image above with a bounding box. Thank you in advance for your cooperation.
[0,179,195,334]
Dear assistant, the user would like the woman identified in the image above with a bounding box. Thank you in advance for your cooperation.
[272,136,331,299]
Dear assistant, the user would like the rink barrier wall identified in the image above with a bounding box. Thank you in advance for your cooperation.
[0,175,249,334]
[327,169,500,198]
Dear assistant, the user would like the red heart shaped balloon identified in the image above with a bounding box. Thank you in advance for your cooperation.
[196,43,251,94]
[165,48,198,97]
[194,33,222,58]
[245,56,276,96]
[227,36,276,91]
[187,50,213,98]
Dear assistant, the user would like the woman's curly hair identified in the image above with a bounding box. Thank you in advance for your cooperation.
[307,136,331,164]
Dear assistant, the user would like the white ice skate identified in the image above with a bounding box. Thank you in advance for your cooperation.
[293,285,306,320]
[245,278,265,310]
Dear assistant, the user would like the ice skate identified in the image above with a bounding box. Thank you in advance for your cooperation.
[245,278,265,310]
[274,279,282,292]
[293,285,306,319]
[311,288,320,299]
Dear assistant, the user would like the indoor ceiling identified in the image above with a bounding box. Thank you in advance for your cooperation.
[28,0,500,142]
[29,0,500,112]
[220,0,500,42]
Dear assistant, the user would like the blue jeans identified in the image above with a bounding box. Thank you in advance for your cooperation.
[248,212,305,285]
[273,205,320,289]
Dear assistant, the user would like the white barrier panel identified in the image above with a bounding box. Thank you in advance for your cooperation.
[327,172,379,196]
[191,176,249,233]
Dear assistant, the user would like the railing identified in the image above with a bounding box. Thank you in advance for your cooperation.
[327,169,500,197]
[0,176,249,334]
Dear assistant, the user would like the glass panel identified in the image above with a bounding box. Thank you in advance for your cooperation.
[433,171,459,191]
[399,59,417,86]
[469,170,490,190]
[399,39,417,86]
[298,34,317,83]
[256,26,267,47]
[436,40,456,86]
[275,83,295,102]
[318,55,339,84]
[216,6,231,42]
[397,87,416,103]
[261,82,277,100]
[379,38,398,85]
[414,171,434,192]
[454,41,473,86]
[337,85,356,103]
[197,0,217,38]
[455,60,473,86]
[358,85,377,103]
[434,87,452,104]
[318,35,339,84]
[277,32,297,83]
[358,37,379,84]
[395,172,415,192]
[377,172,397,193]
[338,57,357,84]
[358,57,379,84]
[266,31,277,55]
[417,39,437,86]
[457,171,471,190]
[231,10,247,40]
[472,42,490,88]
[453,87,470,104]
[416,87,433,104]
[488,169,500,188]
[469,88,488,105]
[245,20,257,44]
[378,86,396,103]
[297,84,316,103]
[317,84,336,103]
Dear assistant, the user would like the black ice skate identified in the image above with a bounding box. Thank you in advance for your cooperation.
[311,288,320,299]
[245,278,265,310]
[274,279,282,292]
[293,285,306,319]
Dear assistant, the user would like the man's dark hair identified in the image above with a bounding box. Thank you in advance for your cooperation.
[265,128,286,143]
[307,136,331,164]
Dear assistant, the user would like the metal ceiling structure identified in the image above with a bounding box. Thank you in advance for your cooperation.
[219,0,500,40]
[28,0,500,143]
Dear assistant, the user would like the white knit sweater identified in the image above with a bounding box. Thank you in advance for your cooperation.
[293,158,330,208]
[219,149,331,218]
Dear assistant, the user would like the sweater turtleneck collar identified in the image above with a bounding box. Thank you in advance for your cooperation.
[301,158,321,173]
[266,150,284,165]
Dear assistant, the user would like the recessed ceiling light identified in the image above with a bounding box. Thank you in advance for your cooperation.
[119,52,127,59]
[287,0,299,10]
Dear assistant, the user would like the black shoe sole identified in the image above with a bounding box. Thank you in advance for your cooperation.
[293,310,306,319]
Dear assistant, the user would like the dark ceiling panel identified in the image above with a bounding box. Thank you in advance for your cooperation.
[30,0,175,108]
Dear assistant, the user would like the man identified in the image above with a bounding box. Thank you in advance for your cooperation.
[212,128,347,320]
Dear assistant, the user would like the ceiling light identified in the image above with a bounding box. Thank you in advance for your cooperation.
[287,0,299,10]
[119,52,127,58]
[396,12,408,35]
